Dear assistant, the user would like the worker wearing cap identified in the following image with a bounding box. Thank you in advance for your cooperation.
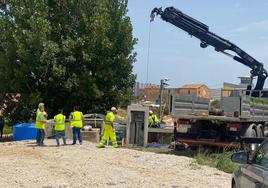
[54,109,66,146]
[69,106,83,145]
[97,107,118,148]
[36,103,48,146]
[149,110,159,128]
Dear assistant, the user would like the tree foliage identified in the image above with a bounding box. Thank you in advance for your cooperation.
[0,0,136,122]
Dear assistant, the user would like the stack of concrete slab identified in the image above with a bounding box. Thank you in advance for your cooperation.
[82,128,100,143]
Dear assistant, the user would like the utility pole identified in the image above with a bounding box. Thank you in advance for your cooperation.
[159,78,169,121]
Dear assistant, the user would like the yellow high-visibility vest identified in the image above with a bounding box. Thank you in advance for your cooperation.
[105,111,116,126]
[70,111,83,128]
[54,113,66,131]
[149,114,159,127]
[35,109,46,129]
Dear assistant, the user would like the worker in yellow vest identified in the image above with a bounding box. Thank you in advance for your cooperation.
[69,106,83,145]
[54,109,66,146]
[36,103,48,146]
[149,110,159,128]
[97,107,118,148]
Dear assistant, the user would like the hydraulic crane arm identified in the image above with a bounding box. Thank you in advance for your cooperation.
[151,7,267,91]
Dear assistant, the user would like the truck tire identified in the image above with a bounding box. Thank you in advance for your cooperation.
[245,124,257,151]
[257,124,264,138]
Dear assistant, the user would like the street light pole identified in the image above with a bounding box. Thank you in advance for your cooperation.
[159,78,169,121]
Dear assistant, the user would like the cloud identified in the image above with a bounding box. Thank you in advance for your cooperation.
[227,20,268,61]
[259,36,268,40]
[231,19,268,33]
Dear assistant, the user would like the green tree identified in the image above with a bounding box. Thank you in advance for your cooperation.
[210,100,220,109]
[0,0,136,123]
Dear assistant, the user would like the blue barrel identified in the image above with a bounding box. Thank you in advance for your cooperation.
[13,123,37,141]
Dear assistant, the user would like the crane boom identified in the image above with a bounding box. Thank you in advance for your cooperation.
[151,7,267,92]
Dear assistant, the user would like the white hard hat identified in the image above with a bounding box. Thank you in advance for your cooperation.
[149,110,153,114]
[111,107,117,111]
[38,103,45,108]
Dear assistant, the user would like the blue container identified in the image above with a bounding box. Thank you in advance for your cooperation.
[13,123,37,141]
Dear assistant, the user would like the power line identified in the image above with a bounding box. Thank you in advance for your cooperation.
[146,21,152,84]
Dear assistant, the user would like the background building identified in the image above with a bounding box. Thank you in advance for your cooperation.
[139,87,172,104]
[176,84,211,99]
[210,89,221,101]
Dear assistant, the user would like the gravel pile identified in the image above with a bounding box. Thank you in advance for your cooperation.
[0,140,231,188]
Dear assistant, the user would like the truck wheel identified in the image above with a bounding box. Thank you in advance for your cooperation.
[245,124,257,151]
[257,124,264,138]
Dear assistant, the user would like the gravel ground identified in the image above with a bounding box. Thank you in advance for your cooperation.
[0,140,231,188]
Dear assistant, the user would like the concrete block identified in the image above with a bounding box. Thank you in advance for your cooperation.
[82,129,100,143]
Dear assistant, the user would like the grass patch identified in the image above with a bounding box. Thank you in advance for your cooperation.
[3,125,13,135]
[127,146,239,174]
[194,150,217,168]
[2,120,13,135]
[194,148,239,173]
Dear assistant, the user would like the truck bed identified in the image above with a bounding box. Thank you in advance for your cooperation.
[170,91,268,122]
[177,114,268,123]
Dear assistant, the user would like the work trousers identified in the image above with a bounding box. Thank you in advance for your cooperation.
[99,124,117,147]
[0,125,3,138]
[149,123,160,128]
[55,130,66,146]
[36,129,46,145]
[72,127,82,144]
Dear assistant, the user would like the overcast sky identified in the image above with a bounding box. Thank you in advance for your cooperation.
[127,0,268,88]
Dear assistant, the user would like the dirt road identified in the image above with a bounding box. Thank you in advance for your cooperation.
[0,140,231,188]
